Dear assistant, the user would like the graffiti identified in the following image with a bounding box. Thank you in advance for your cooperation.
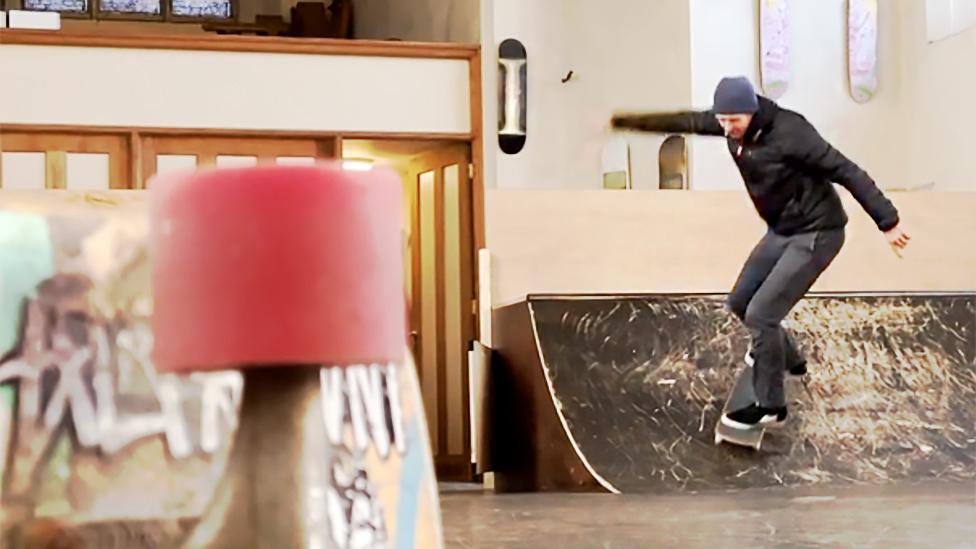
[327,450,389,549]
[0,273,242,505]
[320,363,408,548]
[1,195,444,548]
[320,363,406,459]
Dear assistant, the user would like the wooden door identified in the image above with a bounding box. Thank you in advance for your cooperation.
[405,144,476,480]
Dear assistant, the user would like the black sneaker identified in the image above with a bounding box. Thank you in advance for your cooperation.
[788,361,807,376]
[721,403,787,430]
[744,349,807,376]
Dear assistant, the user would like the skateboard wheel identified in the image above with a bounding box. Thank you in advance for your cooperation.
[149,163,407,372]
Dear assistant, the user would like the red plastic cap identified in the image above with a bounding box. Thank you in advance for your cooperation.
[149,163,406,371]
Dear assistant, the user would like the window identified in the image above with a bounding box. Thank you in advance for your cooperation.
[171,0,230,18]
[20,0,232,20]
[100,0,162,16]
[23,0,88,13]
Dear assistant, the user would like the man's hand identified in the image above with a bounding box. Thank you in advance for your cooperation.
[608,114,627,131]
[884,223,911,258]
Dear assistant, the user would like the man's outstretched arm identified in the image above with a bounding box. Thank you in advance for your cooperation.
[610,109,725,136]
[784,116,910,252]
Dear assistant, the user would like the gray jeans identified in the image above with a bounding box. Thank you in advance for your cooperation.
[726,228,845,407]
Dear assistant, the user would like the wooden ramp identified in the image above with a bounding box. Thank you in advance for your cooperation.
[490,293,976,493]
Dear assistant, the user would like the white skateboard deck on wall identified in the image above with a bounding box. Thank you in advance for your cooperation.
[759,0,790,99]
[848,0,879,103]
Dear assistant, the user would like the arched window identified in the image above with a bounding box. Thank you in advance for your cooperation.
[658,135,687,190]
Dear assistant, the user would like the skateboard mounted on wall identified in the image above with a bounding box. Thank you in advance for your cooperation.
[847,0,879,103]
[759,0,791,99]
[498,38,527,154]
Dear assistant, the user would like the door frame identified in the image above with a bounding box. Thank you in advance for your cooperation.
[403,143,476,480]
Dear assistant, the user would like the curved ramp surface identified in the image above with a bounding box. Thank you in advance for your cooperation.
[491,294,976,493]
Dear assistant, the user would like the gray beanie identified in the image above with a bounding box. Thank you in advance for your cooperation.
[713,76,759,114]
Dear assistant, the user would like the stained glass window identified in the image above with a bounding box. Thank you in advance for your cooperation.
[99,0,161,15]
[23,0,231,18]
[171,0,231,18]
[23,0,87,13]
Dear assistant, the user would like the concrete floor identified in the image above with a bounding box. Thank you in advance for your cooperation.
[439,481,976,548]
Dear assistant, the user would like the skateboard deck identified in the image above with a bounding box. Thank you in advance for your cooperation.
[498,38,527,154]
[714,365,765,450]
[759,0,790,99]
[848,0,878,103]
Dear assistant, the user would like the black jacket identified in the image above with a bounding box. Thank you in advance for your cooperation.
[612,96,899,235]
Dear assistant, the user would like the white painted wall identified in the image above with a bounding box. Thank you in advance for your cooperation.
[566,0,693,191]
[487,0,575,189]
[479,0,498,194]
[903,0,976,191]
[926,0,976,42]
[485,0,692,189]
[687,0,759,190]
[483,0,974,192]
[0,45,471,134]
[486,189,976,305]
[687,0,909,191]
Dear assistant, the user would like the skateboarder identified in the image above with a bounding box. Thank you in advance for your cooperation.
[610,76,910,429]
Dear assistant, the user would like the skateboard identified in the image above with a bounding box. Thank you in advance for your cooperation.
[847,0,878,103]
[714,365,765,450]
[759,0,790,99]
[498,38,527,154]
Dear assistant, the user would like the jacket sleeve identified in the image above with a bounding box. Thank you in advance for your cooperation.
[784,117,900,232]
[610,110,725,136]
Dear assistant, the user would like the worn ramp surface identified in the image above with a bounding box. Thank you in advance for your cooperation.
[491,294,976,493]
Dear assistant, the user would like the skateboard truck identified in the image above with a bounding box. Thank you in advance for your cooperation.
[714,365,766,451]
[714,421,765,451]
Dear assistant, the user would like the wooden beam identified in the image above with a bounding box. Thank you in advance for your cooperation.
[434,163,447,457]
[126,131,142,190]
[467,51,487,376]
[0,124,472,143]
[469,51,486,252]
[0,30,480,60]
[317,137,342,159]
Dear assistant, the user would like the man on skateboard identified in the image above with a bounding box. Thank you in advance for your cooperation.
[610,76,910,430]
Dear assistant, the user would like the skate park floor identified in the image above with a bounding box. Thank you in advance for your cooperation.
[438,480,976,548]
